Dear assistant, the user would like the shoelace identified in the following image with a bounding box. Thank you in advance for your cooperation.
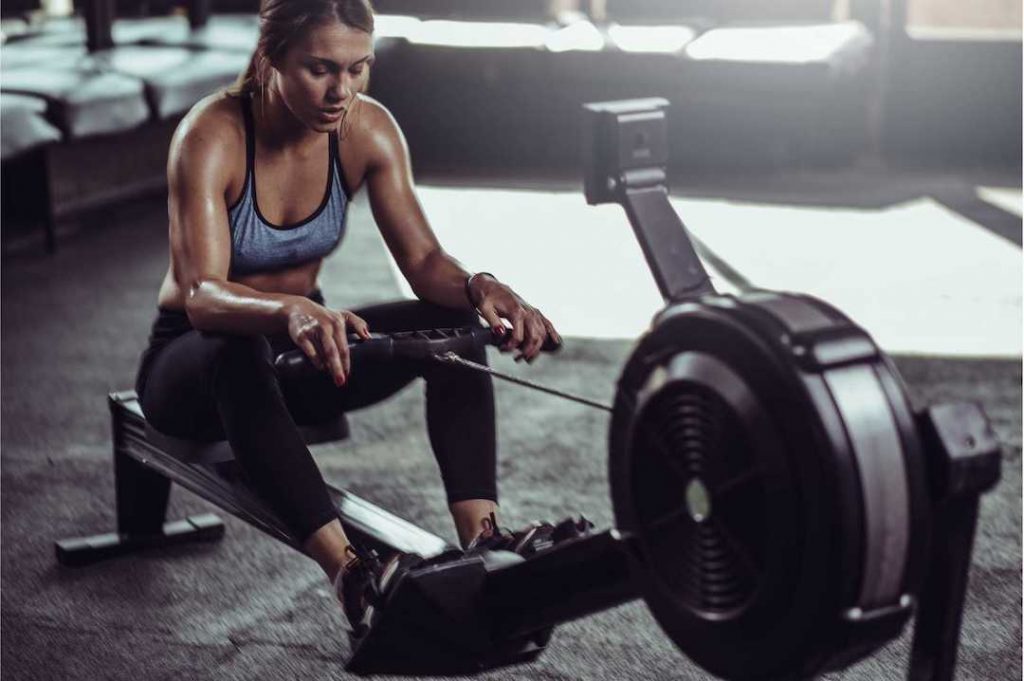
[475,512,515,545]
[344,544,374,571]
[470,514,595,556]
[340,544,385,601]
[474,513,552,555]
[479,512,498,537]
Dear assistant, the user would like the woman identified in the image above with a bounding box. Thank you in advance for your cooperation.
[135,0,563,633]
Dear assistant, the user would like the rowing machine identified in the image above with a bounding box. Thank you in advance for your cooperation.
[320,100,1001,680]
[56,99,1000,681]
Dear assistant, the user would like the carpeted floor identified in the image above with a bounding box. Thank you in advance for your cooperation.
[1,176,1020,680]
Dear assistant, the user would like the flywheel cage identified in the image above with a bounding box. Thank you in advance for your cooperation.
[631,380,766,617]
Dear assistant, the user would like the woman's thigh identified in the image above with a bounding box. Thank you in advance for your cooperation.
[140,300,482,432]
[278,356,418,424]
[138,331,239,441]
[280,299,482,421]
[351,299,480,334]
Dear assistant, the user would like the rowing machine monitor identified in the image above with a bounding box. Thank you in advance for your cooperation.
[582,98,714,301]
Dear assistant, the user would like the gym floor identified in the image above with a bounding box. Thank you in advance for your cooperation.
[1,162,1020,680]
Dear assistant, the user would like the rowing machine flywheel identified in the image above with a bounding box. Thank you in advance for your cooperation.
[609,291,931,680]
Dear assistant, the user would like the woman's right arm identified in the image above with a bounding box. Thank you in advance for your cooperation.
[168,110,365,385]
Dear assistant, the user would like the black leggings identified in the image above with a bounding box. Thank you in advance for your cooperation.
[135,296,496,544]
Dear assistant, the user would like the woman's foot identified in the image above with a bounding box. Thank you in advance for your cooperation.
[334,546,378,636]
[334,545,421,638]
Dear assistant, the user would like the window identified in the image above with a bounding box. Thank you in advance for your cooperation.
[906,0,1021,38]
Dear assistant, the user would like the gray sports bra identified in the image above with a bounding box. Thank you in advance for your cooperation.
[227,95,350,276]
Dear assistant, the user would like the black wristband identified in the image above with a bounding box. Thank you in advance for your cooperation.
[465,272,495,307]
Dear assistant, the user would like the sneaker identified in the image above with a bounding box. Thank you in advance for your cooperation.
[515,515,595,557]
[334,545,421,638]
[549,515,595,545]
[466,512,595,558]
[464,512,515,552]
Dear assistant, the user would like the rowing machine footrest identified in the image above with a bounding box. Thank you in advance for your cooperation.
[55,512,225,567]
[346,554,549,676]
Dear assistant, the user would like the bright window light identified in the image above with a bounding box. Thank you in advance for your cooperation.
[408,20,549,49]
[608,24,696,54]
[686,23,870,64]
[41,0,73,17]
[373,15,422,39]
[545,21,605,53]
[908,0,1021,34]
[906,25,1023,41]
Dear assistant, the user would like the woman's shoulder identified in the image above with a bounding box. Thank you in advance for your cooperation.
[351,94,395,126]
[169,92,246,176]
[345,94,407,161]
[171,93,246,158]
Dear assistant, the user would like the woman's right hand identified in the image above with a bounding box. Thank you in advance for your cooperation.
[283,297,371,386]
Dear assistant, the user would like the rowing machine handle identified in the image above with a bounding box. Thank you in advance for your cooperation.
[273,325,560,380]
[273,333,396,377]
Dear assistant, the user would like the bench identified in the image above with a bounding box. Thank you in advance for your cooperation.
[0,14,255,252]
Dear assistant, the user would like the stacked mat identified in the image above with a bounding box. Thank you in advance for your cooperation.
[0,14,257,160]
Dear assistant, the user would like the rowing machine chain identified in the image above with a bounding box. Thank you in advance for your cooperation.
[432,351,613,412]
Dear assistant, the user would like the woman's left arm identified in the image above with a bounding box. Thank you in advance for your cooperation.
[361,101,467,308]
[361,100,560,361]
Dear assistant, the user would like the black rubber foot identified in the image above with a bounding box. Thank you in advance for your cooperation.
[55,513,225,567]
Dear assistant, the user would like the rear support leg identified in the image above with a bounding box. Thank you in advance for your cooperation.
[54,397,225,567]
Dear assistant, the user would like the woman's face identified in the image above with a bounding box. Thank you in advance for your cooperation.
[272,19,374,133]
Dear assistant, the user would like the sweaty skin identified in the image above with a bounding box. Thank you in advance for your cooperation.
[158,20,559,388]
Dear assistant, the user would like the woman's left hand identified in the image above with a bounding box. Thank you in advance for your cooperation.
[468,274,561,363]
